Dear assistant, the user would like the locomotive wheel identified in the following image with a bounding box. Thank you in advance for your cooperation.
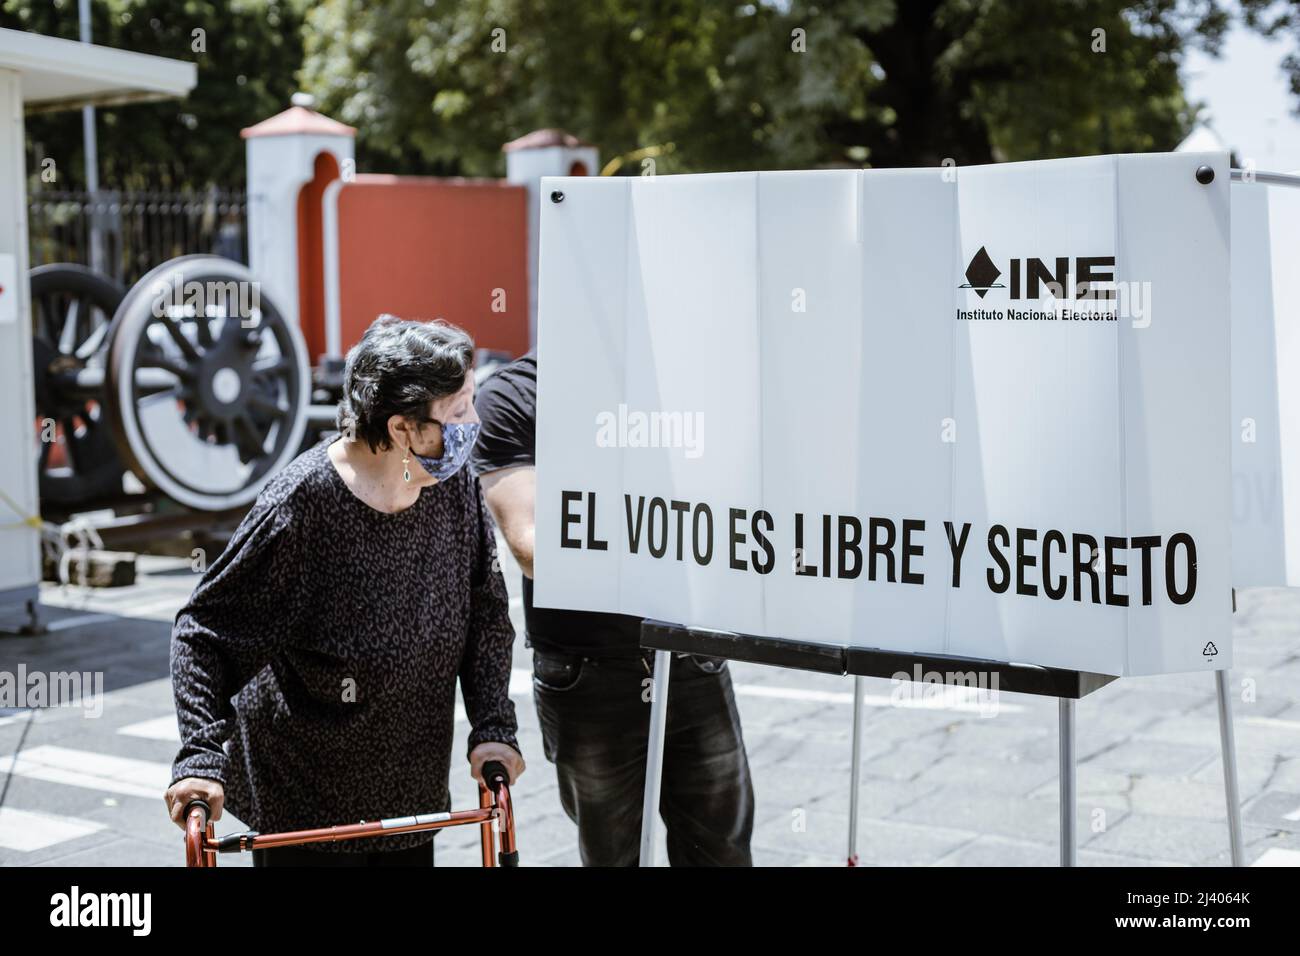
[104,255,310,512]
[30,263,129,507]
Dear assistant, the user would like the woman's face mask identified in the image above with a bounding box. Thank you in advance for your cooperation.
[406,371,478,482]
[413,420,480,481]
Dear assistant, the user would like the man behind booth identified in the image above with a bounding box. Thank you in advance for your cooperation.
[472,350,754,866]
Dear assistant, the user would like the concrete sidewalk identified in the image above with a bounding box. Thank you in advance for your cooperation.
[2,545,1299,867]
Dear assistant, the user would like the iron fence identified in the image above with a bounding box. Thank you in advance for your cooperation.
[28,189,248,288]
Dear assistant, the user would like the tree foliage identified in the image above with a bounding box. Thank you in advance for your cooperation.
[1240,0,1300,112]
[302,0,1230,176]
[1,0,1257,187]
[2,0,305,189]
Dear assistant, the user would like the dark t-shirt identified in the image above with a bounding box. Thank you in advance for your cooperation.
[472,351,642,658]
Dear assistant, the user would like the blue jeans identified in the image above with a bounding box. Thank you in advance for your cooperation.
[532,647,754,866]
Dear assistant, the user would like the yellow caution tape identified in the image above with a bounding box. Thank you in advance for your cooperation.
[0,485,42,531]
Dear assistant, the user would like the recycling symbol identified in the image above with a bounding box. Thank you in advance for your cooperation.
[1202,641,1218,658]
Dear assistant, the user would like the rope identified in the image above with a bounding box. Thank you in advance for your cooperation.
[0,485,43,531]
[57,515,105,589]
[0,482,104,593]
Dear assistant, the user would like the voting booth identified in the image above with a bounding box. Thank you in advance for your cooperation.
[0,29,195,624]
[1227,172,1300,587]
[536,156,1232,678]
[532,153,1282,866]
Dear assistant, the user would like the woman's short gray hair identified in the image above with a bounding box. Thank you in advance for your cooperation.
[336,314,474,452]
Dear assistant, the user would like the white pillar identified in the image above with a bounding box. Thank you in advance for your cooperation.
[242,97,355,330]
[0,67,42,607]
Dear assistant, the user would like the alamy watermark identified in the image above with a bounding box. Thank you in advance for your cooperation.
[889,664,1002,718]
[596,404,704,459]
[150,272,262,328]
[1,665,104,718]
[50,886,150,936]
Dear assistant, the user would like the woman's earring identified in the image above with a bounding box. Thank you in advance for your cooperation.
[401,447,411,483]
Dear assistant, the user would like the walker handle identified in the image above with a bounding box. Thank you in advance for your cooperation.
[480,761,517,866]
[183,799,212,868]
[481,760,509,789]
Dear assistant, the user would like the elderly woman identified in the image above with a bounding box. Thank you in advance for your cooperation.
[163,316,524,867]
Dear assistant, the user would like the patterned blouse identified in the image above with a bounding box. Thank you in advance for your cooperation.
[169,438,518,852]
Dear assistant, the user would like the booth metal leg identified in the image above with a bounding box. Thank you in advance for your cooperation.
[638,649,673,867]
[1215,669,1245,867]
[847,676,865,866]
[1059,697,1077,867]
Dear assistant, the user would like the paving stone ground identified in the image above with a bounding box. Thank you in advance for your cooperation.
[1,543,1298,868]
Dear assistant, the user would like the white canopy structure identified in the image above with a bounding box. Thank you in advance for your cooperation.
[0,27,194,111]
[0,28,195,619]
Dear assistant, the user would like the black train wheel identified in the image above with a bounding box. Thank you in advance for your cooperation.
[29,263,129,508]
[103,255,311,512]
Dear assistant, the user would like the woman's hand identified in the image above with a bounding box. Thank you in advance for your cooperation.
[165,777,225,830]
[469,742,525,786]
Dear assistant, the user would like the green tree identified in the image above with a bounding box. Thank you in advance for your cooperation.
[3,0,306,190]
[1240,0,1300,110]
[801,0,1230,167]
[6,0,1246,188]
[299,0,814,176]
[301,0,1230,176]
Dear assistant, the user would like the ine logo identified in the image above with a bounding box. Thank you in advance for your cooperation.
[960,246,1116,300]
[960,246,1004,298]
